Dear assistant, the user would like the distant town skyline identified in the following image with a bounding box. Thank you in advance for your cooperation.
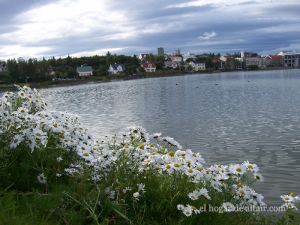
[0,0,300,59]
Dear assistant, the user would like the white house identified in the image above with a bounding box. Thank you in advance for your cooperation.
[188,61,206,71]
[164,61,180,69]
[108,63,125,74]
[76,65,93,77]
[170,55,183,63]
[243,57,263,68]
[143,62,156,73]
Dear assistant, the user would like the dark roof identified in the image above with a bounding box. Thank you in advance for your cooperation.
[77,65,93,73]
[110,63,125,70]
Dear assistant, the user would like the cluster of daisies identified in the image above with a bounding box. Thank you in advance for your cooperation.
[0,86,299,217]
[0,85,99,162]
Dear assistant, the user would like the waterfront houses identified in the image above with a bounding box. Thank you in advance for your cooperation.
[187,61,206,71]
[164,60,180,69]
[278,51,300,68]
[142,62,156,73]
[270,55,283,67]
[76,65,93,77]
[243,57,263,68]
[163,54,183,69]
[220,56,242,70]
[169,55,183,64]
[108,63,125,75]
[1,48,300,84]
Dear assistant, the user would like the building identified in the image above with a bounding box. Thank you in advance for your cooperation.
[164,61,180,69]
[261,55,272,68]
[270,55,283,67]
[0,61,7,72]
[243,57,263,68]
[278,51,300,68]
[170,55,183,63]
[158,47,164,56]
[220,56,242,70]
[187,61,206,71]
[108,63,125,74]
[76,65,93,77]
[142,62,156,73]
[241,51,258,58]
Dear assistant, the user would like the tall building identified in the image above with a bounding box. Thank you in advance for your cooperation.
[278,51,300,68]
[158,47,164,56]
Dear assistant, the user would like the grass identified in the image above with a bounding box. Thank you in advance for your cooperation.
[1,143,299,225]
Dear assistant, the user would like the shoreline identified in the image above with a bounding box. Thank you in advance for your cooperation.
[0,67,297,91]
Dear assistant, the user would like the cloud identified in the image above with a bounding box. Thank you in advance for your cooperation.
[166,0,258,8]
[67,47,128,58]
[0,0,300,59]
[198,32,217,40]
[0,45,52,59]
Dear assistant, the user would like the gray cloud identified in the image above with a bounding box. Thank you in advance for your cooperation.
[0,0,299,59]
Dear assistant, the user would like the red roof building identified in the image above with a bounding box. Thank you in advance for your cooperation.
[142,62,156,73]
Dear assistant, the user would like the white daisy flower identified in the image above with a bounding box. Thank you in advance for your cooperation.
[221,202,236,212]
[37,173,47,184]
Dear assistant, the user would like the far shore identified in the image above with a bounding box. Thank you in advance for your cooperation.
[0,67,297,92]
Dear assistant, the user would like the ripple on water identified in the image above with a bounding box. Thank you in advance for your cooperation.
[40,70,300,204]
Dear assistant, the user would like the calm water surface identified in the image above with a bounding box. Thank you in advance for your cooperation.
[41,69,300,205]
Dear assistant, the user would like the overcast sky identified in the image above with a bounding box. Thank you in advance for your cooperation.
[0,0,300,59]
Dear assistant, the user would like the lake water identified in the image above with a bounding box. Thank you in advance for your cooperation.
[40,69,300,205]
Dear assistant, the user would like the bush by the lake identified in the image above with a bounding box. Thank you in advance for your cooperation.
[0,85,299,225]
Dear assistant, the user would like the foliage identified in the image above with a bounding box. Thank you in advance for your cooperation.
[4,54,140,83]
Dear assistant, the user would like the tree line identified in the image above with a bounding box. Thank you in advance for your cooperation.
[0,53,141,83]
[0,52,234,84]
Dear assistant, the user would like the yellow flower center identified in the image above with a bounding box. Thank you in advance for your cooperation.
[236,168,242,173]
[247,164,253,169]
[187,168,193,173]
[197,167,204,172]
[168,151,175,157]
